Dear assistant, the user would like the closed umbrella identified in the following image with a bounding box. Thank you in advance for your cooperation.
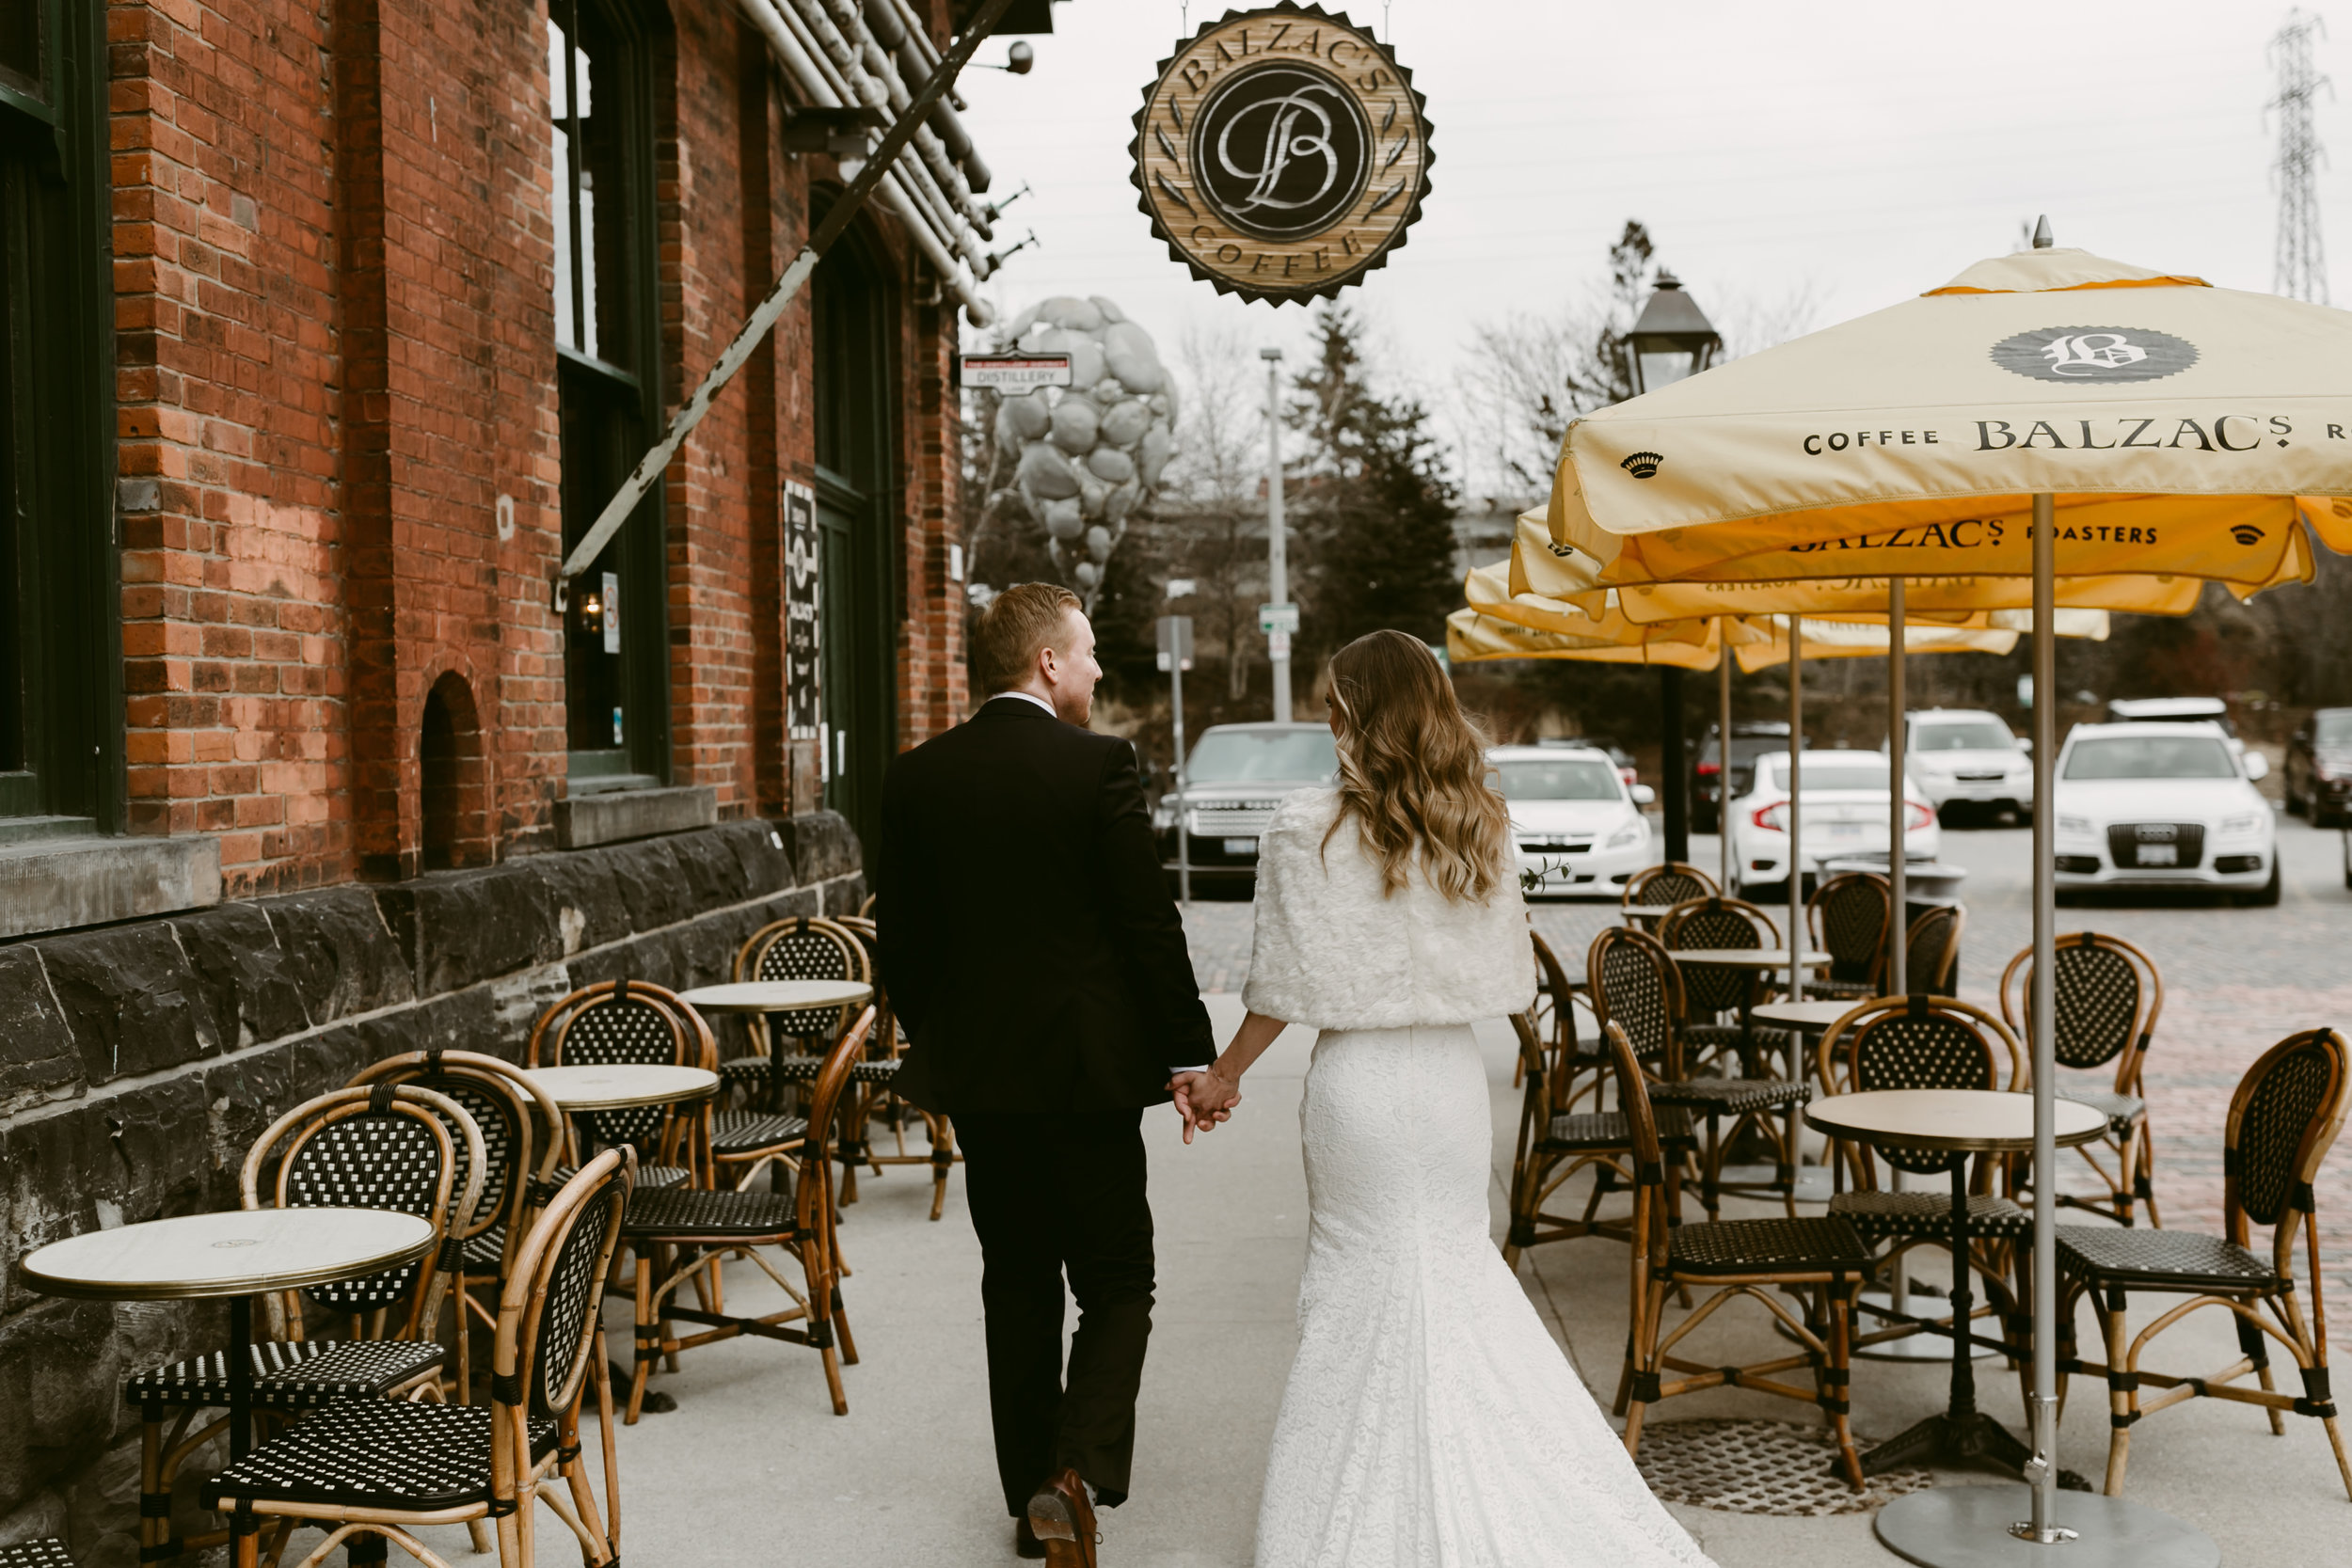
[1537,231,2351,1565]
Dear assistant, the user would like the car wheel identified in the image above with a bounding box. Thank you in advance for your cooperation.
[2237,862,2282,908]
[2287,776,2309,816]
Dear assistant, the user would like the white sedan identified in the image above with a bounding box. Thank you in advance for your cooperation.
[1491,746,1655,896]
[2052,722,2278,905]
[1726,751,1939,900]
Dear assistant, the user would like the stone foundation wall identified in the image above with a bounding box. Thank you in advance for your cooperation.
[0,814,863,1561]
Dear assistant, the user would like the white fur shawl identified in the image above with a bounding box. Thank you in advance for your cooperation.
[1241,787,1535,1031]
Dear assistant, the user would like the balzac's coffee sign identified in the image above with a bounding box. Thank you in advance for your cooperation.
[1130,4,1433,305]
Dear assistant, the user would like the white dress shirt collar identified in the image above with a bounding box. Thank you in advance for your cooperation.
[990,689,1057,718]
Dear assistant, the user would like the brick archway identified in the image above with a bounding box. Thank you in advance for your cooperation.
[420,671,492,870]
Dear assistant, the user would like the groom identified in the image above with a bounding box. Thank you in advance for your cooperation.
[877,582,1223,1565]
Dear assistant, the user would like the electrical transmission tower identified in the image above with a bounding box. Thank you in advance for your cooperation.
[2270,9,2331,303]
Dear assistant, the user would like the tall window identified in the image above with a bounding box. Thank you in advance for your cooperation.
[549,0,665,786]
[0,0,113,824]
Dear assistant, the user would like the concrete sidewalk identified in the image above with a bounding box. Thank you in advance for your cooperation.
[465,990,2333,1568]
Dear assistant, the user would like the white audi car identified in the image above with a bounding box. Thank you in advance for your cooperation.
[1725,750,1939,901]
[2052,721,2278,905]
[1899,708,2034,824]
[1491,745,1655,897]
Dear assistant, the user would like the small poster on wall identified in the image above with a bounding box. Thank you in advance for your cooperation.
[785,481,821,741]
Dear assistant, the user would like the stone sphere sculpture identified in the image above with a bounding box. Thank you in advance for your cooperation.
[993,295,1177,609]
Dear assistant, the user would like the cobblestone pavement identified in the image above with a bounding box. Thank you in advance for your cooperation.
[1181,813,2352,1307]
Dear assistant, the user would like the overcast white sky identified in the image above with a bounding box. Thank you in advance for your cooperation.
[954,1,2345,487]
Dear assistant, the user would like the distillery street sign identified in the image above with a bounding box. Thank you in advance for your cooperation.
[1130,4,1433,305]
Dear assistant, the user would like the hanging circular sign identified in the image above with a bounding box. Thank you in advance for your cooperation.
[1130,4,1433,305]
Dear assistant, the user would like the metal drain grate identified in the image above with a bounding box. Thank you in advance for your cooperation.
[1634,1418,1931,1516]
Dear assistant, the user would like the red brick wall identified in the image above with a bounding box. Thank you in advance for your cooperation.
[103,0,967,892]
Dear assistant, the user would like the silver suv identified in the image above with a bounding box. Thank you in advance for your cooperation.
[1153,722,1338,889]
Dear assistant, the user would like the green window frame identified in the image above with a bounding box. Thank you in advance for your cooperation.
[549,0,668,788]
[0,0,118,826]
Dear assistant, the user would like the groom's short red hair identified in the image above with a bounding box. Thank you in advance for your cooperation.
[973,582,1082,695]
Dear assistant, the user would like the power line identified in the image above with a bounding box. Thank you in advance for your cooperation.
[2269,8,2331,303]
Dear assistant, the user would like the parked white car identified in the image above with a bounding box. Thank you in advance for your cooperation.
[1726,750,1939,900]
[1899,708,2034,823]
[1491,745,1655,896]
[2052,721,2278,905]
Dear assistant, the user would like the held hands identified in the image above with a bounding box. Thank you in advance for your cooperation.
[1168,1067,1242,1145]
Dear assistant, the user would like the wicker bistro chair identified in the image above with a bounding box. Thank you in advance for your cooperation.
[1502,1011,1697,1266]
[202,1150,634,1568]
[527,979,707,1191]
[1812,997,2031,1358]
[1589,926,1812,1221]
[1517,930,1607,1106]
[127,1085,486,1566]
[349,1051,566,1401]
[1903,904,1965,996]
[2056,1027,2352,1501]
[1802,872,1894,1003]
[1605,1021,1872,1489]
[719,915,866,1102]
[1620,861,1720,933]
[1656,895,1783,1078]
[2000,933,2166,1227]
[622,1006,878,1421]
[831,912,959,1219]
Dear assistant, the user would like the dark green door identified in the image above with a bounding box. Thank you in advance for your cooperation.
[810,218,896,862]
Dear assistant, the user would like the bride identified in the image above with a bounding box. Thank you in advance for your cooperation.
[1178,631,1714,1568]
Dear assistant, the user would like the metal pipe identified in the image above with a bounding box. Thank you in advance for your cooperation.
[1889,576,1908,994]
[2027,492,2060,1537]
[739,0,993,322]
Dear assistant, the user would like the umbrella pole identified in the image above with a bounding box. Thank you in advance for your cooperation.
[1889,578,1908,993]
[1788,619,1804,1004]
[1720,622,1734,890]
[2023,496,2065,1541]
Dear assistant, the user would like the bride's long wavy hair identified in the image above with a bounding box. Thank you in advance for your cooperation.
[1321,630,1512,904]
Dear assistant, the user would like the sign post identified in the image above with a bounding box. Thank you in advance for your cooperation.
[1157,615,1195,904]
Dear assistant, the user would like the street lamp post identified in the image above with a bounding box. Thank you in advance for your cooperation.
[1261,346,1293,721]
[1625,271,1723,867]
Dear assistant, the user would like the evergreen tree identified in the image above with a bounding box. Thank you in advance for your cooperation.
[1288,305,1460,658]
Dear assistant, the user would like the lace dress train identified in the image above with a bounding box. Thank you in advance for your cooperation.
[1253,1024,1715,1568]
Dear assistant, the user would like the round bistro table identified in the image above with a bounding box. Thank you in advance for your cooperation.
[1752,998,1870,1033]
[523,1063,721,1111]
[20,1209,434,1467]
[1666,947,1835,969]
[678,980,871,1109]
[1805,1090,2106,1481]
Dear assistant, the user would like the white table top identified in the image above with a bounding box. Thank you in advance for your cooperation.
[1669,948,1834,969]
[20,1208,434,1302]
[1753,1000,1870,1030]
[675,979,871,1014]
[1806,1089,2107,1154]
[525,1063,720,1110]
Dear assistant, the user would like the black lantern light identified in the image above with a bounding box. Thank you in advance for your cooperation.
[1626,270,1722,396]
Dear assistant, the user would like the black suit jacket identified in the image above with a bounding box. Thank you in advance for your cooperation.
[876,696,1214,1116]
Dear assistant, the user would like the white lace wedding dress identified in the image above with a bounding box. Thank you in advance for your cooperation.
[1243,791,1716,1568]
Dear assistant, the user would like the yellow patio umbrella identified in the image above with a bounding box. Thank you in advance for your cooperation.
[1538,230,2352,1559]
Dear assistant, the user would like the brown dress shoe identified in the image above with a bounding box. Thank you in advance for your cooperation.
[1014,1516,1048,1560]
[1025,1468,1100,1568]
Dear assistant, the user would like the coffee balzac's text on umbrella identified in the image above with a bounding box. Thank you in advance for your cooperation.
[1797,415,2345,455]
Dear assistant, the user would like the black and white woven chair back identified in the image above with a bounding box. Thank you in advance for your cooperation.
[2046,937,2143,1072]
[1629,866,1711,917]
[1852,1006,1997,1176]
[744,917,864,1040]
[1593,930,1677,1064]
[510,1152,631,1422]
[1816,875,1889,983]
[417,1076,519,1238]
[1661,899,1759,1016]
[278,1095,453,1313]
[2227,1029,2346,1233]
[1905,906,1961,994]
[558,989,686,1148]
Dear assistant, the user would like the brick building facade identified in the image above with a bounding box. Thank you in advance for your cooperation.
[1,0,1006,1552]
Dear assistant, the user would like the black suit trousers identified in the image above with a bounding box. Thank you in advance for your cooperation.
[957,1108,1155,1515]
